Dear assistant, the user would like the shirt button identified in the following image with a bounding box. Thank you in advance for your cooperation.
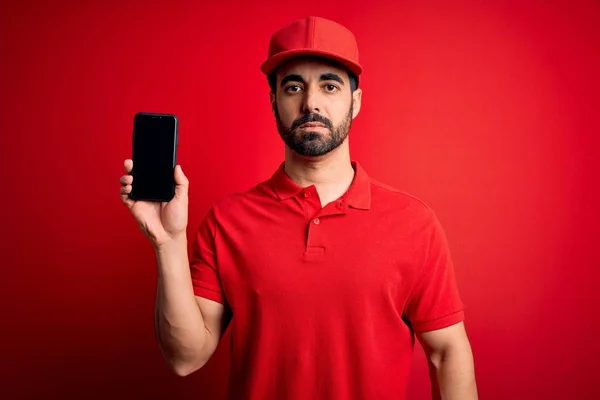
[313,218,320,225]
[304,191,311,198]
[337,201,343,208]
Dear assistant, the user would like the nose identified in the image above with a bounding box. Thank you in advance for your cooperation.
[301,85,321,114]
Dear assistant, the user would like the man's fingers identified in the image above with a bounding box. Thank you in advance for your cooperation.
[120,175,133,185]
[174,165,189,197]
[120,184,132,194]
[120,160,135,209]
[120,184,134,209]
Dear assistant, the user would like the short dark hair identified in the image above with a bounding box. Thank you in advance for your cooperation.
[267,57,359,93]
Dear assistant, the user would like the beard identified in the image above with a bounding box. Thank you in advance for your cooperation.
[275,104,353,157]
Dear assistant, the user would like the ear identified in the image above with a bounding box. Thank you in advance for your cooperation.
[351,88,362,119]
[269,91,276,115]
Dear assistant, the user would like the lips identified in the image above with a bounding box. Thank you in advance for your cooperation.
[299,122,326,128]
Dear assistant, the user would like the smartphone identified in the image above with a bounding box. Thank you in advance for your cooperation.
[130,112,178,202]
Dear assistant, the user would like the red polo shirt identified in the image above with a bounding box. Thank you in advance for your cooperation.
[190,160,465,400]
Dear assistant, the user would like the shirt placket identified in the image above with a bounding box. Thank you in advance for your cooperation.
[301,187,348,259]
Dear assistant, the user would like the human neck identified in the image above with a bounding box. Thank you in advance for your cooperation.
[284,144,355,208]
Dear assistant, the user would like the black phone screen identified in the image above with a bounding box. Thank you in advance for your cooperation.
[130,113,178,202]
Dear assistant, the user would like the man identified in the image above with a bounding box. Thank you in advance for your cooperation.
[119,16,478,400]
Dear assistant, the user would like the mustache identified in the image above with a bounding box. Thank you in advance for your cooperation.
[291,113,333,130]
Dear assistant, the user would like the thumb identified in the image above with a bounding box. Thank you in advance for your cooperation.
[174,165,189,197]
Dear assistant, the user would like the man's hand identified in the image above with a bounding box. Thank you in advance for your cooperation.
[119,159,189,247]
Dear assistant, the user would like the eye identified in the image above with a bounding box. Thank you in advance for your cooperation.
[324,84,339,92]
[285,85,303,93]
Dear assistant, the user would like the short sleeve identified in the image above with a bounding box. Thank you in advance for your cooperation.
[403,211,465,333]
[190,207,225,304]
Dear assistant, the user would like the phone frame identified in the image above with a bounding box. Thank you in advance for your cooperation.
[130,112,179,202]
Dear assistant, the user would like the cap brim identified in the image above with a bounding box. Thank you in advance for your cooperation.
[261,48,363,77]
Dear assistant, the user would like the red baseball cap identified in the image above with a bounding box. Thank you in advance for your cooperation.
[261,16,363,78]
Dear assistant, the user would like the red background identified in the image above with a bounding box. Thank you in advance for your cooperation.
[1,0,599,398]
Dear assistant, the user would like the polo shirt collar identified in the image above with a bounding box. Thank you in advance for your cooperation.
[270,160,371,210]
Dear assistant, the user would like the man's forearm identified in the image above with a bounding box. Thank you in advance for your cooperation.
[429,345,478,400]
[154,237,207,373]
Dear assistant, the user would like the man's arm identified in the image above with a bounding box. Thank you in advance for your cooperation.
[154,237,226,376]
[416,321,478,400]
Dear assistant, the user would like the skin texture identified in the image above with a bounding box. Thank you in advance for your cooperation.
[269,57,363,208]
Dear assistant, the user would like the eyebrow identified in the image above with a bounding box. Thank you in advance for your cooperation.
[280,72,346,87]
